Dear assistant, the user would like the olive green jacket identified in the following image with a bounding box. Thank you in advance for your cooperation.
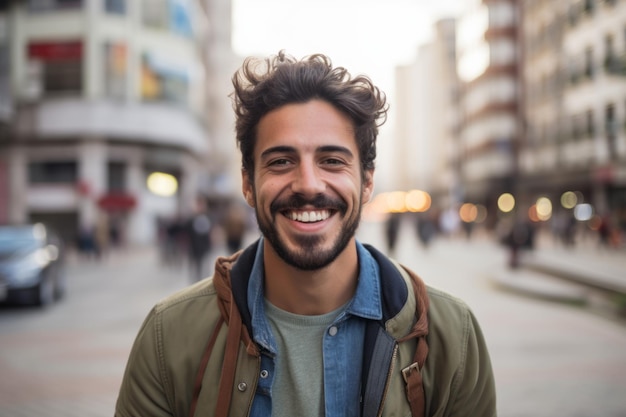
[116,242,496,417]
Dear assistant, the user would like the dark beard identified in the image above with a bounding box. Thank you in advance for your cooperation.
[256,193,361,270]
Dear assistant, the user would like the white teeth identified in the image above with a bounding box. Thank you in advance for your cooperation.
[288,210,330,223]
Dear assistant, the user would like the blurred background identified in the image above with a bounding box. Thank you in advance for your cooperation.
[0,0,625,416]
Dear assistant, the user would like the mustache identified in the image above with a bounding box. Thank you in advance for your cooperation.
[270,194,347,214]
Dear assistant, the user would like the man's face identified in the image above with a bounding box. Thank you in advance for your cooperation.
[242,99,373,270]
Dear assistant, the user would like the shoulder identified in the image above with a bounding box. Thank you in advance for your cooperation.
[154,278,217,312]
[426,286,473,323]
[425,285,482,346]
[117,278,225,417]
[150,278,222,336]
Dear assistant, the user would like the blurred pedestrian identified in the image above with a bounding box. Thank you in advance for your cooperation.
[223,201,248,253]
[186,198,212,281]
[117,51,496,417]
[503,216,535,269]
[162,214,185,268]
[77,223,98,260]
[384,212,401,256]
[597,213,614,248]
[416,212,437,249]
[95,212,110,260]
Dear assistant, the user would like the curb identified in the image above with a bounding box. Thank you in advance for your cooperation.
[490,268,589,305]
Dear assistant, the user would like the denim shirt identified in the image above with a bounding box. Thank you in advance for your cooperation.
[247,238,382,417]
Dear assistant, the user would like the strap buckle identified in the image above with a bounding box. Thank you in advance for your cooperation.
[402,362,420,383]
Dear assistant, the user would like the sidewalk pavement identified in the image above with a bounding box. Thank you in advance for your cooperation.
[491,238,626,315]
[357,219,625,312]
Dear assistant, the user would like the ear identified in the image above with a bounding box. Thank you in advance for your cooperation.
[241,169,255,208]
[361,169,374,204]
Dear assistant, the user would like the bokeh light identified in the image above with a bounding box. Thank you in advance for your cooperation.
[560,191,578,209]
[536,197,552,221]
[387,191,407,213]
[459,203,478,222]
[497,193,515,213]
[147,172,178,197]
[406,189,432,212]
[528,204,540,222]
[475,204,488,223]
[574,203,593,221]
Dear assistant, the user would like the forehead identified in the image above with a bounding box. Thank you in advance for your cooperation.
[255,100,357,156]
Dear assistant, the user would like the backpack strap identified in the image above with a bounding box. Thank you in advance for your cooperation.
[189,316,224,417]
[399,267,430,417]
[214,292,244,417]
[189,253,257,417]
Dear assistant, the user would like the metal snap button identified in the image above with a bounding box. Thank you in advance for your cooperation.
[237,382,247,392]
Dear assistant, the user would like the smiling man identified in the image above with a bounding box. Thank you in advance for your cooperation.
[116,51,496,417]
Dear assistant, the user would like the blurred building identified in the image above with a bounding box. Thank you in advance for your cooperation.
[518,0,566,213]
[456,0,521,227]
[0,0,234,247]
[201,0,239,207]
[520,0,626,226]
[395,19,460,210]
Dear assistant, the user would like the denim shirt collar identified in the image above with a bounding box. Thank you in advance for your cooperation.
[247,237,383,354]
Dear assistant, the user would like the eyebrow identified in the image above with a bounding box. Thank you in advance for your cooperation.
[260,145,354,159]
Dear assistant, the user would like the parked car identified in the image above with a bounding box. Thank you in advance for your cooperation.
[0,223,66,306]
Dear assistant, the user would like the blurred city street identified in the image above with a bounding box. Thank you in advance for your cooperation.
[0,220,625,417]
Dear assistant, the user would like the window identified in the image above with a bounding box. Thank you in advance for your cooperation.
[584,47,594,79]
[142,0,193,37]
[29,161,77,184]
[28,41,83,96]
[586,110,595,137]
[605,103,618,158]
[140,54,188,106]
[103,42,127,99]
[568,3,580,26]
[604,35,617,72]
[108,162,126,191]
[43,60,82,93]
[105,0,126,15]
[583,0,595,15]
[28,0,82,12]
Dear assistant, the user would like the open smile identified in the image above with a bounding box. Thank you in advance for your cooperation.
[284,209,331,223]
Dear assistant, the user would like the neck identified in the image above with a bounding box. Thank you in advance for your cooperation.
[262,239,359,315]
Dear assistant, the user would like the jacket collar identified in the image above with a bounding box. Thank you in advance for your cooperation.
[225,239,410,339]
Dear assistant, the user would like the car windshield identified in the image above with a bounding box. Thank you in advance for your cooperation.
[0,226,44,257]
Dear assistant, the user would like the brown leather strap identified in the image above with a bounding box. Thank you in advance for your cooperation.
[402,333,428,417]
[399,267,430,417]
[189,316,224,417]
[214,292,243,417]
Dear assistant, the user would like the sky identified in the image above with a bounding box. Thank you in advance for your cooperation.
[231,0,464,101]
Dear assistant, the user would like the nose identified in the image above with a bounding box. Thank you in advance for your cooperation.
[291,160,325,196]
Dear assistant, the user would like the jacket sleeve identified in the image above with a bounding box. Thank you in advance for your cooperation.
[115,307,174,417]
[447,308,497,417]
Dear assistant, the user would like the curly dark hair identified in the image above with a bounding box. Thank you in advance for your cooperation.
[231,50,389,181]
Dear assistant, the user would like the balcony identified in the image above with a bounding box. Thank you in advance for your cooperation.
[12,98,209,154]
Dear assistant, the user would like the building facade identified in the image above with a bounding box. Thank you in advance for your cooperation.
[519,0,626,231]
[0,0,225,247]
[456,0,521,227]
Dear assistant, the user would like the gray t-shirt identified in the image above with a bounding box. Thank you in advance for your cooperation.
[265,300,345,417]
